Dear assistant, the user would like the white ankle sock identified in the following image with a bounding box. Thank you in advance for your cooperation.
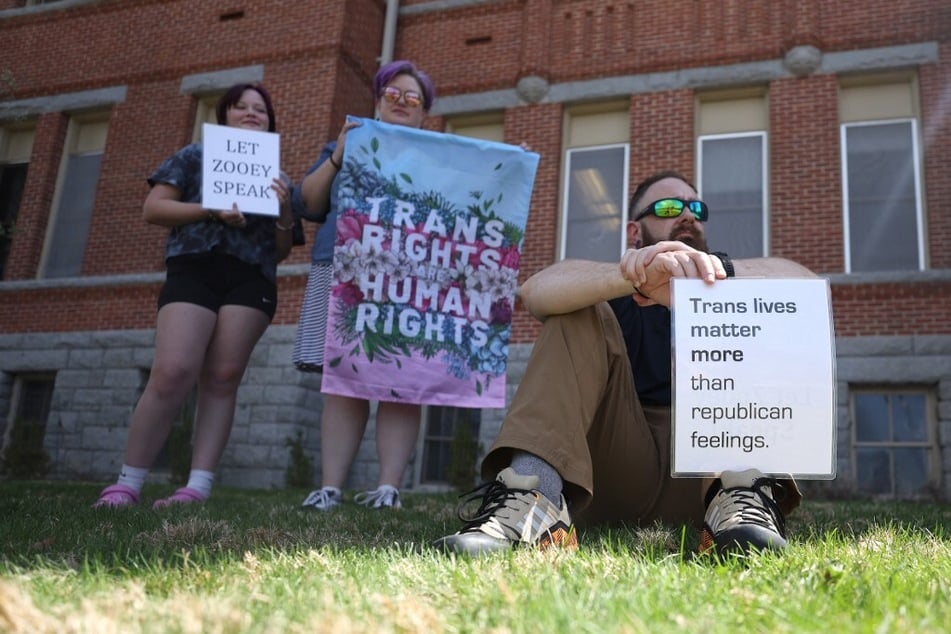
[117,464,148,493]
[185,470,215,498]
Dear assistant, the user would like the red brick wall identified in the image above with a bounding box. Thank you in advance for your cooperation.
[920,41,951,270]
[832,281,951,337]
[505,102,563,339]
[769,75,842,274]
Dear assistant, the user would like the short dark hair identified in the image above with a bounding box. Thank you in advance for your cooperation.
[374,60,436,111]
[628,170,695,221]
[215,83,276,132]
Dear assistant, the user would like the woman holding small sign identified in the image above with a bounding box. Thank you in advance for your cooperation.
[293,60,436,511]
[94,84,299,509]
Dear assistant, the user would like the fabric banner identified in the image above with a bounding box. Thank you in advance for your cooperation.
[320,117,539,408]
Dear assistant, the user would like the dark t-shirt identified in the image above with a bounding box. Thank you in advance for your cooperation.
[607,297,672,406]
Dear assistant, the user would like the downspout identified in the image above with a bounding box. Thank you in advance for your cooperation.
[379,0,399,65]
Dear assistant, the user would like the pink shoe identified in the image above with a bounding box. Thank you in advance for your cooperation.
[93,484,139,508]
[152,487,207,510]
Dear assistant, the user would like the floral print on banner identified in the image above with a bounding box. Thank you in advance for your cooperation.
[321,117,539,407]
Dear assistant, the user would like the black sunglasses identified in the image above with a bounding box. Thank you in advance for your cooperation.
[634,198,709,222]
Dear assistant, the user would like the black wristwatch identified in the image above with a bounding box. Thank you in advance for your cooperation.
[710,251,735,278]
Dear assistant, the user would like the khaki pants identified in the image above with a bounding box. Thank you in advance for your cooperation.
[482,303,801,528]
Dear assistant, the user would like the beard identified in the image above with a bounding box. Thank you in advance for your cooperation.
[640,222,709,252]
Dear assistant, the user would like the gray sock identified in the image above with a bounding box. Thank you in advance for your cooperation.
[510,452,564,508]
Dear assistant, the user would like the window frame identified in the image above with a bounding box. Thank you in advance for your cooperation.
[840,117,925,273]
[2,372,56,455]
[849,386,938,499]
[559,142,630,262]
[414,405,481,490]
[37,112,109,279]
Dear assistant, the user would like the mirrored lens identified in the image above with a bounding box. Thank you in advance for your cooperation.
[653,199,686,217]
[382,86,422,108]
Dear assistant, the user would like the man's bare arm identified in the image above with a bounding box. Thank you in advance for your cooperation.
[520,251,815,321]
[733,257,816,278]
[518,259,635,320]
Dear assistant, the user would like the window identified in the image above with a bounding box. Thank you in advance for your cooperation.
[697,93,768,258]
[0,126,33,279]
[193,93,223,142]
[561,108,629,261]
[447,115,505,144]
[418,406,481,486]
[851,390,936,498]
[839,78,924,273]
[1,373,55,477]
[841,120,923,272]
[40,115,109,278]
[698,133,767,257]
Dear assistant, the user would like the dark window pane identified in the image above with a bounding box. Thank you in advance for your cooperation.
[16,376,55,427]
[845,121,919,272]
[856,447,891,494]
[700,135,765,258]
[422,406,481,484]
[892,394,927,442]
[422,442,452,482]
[0,162,28,279]
[893,448,930,496]
[44,152,102,278]
[854,393,889,442]
[3,374,55,466]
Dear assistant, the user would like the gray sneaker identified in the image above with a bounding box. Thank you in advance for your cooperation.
[354,485,402,509]
[700,469,788,556]
[301,486,342,511]
[433,467,577,556]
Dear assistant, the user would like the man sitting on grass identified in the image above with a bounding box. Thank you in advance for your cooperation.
[434,171,814,557]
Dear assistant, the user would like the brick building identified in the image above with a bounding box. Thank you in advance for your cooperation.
[0,0,949,499]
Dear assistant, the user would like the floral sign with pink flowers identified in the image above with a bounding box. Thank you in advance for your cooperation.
[320,117,539,408]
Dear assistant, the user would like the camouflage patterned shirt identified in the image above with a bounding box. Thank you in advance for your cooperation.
[148,143,282,282]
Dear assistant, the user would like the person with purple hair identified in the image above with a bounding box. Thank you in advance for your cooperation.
[293,60,437,511]
[94,84,298,509]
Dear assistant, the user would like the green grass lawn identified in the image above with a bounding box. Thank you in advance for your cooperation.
[1,480,949,633]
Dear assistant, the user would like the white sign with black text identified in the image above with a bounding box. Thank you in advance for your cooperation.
[671,277,836,478]
[201,123,280,216]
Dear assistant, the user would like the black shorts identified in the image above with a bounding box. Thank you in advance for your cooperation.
[158,251,277,320]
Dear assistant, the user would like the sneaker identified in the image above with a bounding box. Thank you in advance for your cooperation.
[699,469,788,556]
[433,467,577,556]
[92,483,139,509]
[354,484,401,509]
[301,486,342,511]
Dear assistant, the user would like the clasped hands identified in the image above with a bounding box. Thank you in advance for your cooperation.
[620,241,728,307]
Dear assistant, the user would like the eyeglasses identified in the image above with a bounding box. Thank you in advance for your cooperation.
[381,86,422,108]
[633,198,709,222]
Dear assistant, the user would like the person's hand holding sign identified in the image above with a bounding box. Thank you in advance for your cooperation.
[620,241,727,308]
[209,203,247,228]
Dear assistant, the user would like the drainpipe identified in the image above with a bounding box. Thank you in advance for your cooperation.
[380,0,399,65]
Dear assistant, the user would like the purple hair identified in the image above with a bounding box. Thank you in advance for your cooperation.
[374,60,436,110]
[215,83,277,132]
